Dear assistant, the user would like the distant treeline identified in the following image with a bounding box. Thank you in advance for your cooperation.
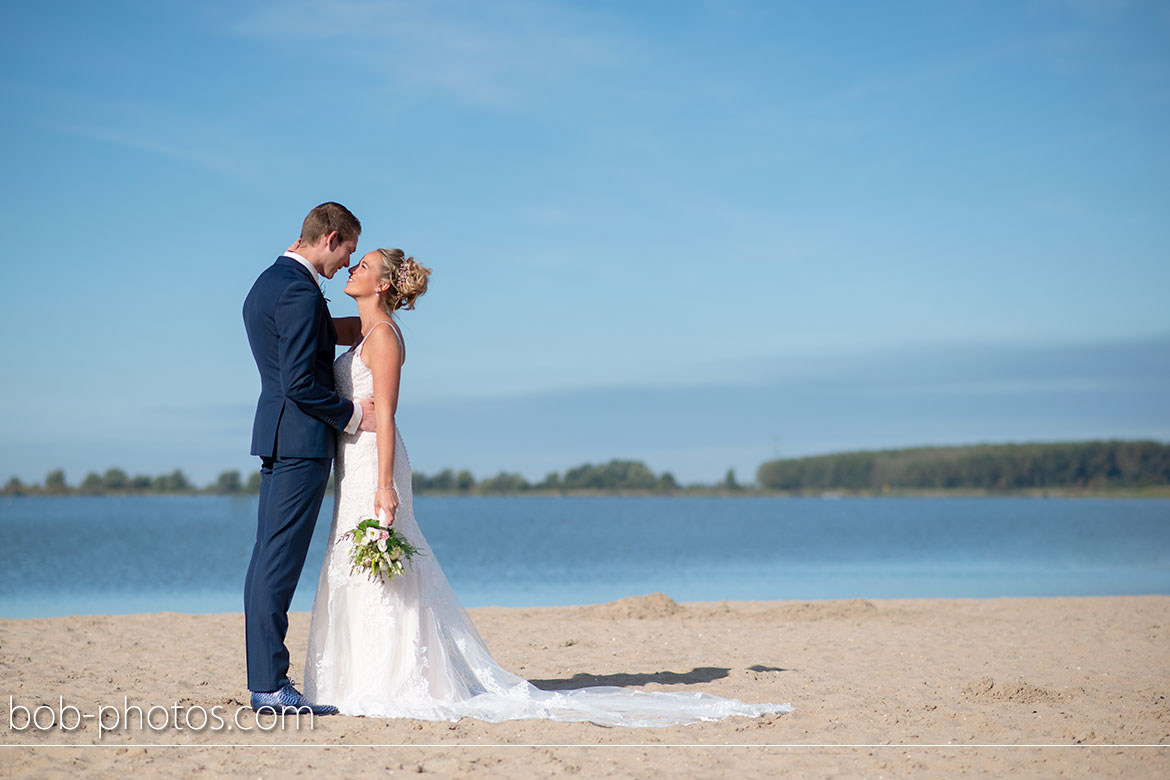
[0,460,695,497]
[0,468,259,496]
[412,460,682,494]
[756,440,1170,492]
[7,442,1167,498]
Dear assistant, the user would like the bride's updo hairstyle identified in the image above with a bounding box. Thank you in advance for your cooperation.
[375,249,431,314]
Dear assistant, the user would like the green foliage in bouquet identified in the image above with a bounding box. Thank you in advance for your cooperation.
[342,518,421,583]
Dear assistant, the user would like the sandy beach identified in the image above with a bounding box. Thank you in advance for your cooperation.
[1,594,1167,778]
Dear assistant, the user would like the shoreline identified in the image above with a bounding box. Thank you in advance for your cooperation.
[5,590,1170,621]
[1,594,1167,776]
[5,487,1169,499]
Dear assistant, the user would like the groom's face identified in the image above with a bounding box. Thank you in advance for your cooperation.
[321,233,360,279]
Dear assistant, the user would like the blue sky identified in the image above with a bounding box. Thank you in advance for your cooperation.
[1,0,1167,485]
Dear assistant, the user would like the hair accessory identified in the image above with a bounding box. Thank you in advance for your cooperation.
[395,261,410,292]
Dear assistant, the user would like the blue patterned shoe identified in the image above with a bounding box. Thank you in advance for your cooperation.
[250,683,339,716]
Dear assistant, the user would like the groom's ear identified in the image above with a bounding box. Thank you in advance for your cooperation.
[324,230,340,251]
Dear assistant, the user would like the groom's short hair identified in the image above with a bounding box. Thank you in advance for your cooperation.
[301,202,362,244]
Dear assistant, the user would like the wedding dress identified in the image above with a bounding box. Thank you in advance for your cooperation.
[304,322,792,725]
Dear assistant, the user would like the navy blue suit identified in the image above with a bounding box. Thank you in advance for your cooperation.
[242,256,355,693]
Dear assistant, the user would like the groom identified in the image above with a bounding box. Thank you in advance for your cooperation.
[242,201,375,715]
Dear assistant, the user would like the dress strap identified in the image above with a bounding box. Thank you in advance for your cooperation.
[356,320,405,364]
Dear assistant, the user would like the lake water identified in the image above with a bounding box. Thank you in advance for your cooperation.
[1,496,1167,618]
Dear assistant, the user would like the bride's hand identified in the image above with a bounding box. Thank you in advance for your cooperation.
[286,238,302,253]
[376,487,398,525]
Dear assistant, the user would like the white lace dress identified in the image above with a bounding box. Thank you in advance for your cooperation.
[304,323,793,725]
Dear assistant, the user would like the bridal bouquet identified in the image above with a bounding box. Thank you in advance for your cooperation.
[343,517,420,583]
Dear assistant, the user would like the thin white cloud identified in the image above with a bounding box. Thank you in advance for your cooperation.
[0,77,256,179]
[38,120,247,178]
[226,0,635,107]
[816,40,1029,111]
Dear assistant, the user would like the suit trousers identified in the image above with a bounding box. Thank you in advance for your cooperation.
[244,454,332,692]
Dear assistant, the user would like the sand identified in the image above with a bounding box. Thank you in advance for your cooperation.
[1,594,1167,778]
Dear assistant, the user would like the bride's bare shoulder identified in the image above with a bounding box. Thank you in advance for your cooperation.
[359,321,405,368]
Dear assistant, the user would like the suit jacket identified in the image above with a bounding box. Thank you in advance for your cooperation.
[243,256,354,459]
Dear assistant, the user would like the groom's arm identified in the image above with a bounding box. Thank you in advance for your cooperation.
[275,283,359,432]
[333,316,361,347]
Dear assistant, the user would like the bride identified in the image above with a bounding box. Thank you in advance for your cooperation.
[303,248,792,726]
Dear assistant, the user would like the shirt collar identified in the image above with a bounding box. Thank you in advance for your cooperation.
[282,251,319,283]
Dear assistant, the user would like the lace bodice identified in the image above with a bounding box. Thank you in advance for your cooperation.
[332,341,371,407]
[330,322,412,523]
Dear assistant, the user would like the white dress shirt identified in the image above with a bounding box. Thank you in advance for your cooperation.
[283,250,319,283]
[281,252,363,435]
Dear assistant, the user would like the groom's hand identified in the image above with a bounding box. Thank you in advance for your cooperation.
[359,398,377,431]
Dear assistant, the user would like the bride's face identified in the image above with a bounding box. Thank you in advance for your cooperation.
[345,252,384,299]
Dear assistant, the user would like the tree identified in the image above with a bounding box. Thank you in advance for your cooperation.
[722,469,741,491]
[756,441,1170,492]
[153,469,191,493]
[656,472,679,492]
[245,471,262,493]
[563,460,658,490]
[80,472,104,494]
[3,477,26,495]
[213,470,243,494]
[455,470,475,492]
[102,468,128,492]
[477,472,530,494]
[169,469,191,491]
[44,469,68,494]
[426,469,455,492]
[129,474,153,491]
[534,471,562,491]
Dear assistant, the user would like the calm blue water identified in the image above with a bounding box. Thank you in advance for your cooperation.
[0,496,1167,618]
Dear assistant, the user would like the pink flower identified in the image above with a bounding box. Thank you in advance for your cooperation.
[379,530,390,541]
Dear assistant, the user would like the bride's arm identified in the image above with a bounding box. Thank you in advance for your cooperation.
[363,326,403,522]
[333,316,361,346]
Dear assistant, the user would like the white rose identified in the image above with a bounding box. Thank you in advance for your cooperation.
[389,547,402,561]
[377,539,387,552]
[364,527,379,543]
